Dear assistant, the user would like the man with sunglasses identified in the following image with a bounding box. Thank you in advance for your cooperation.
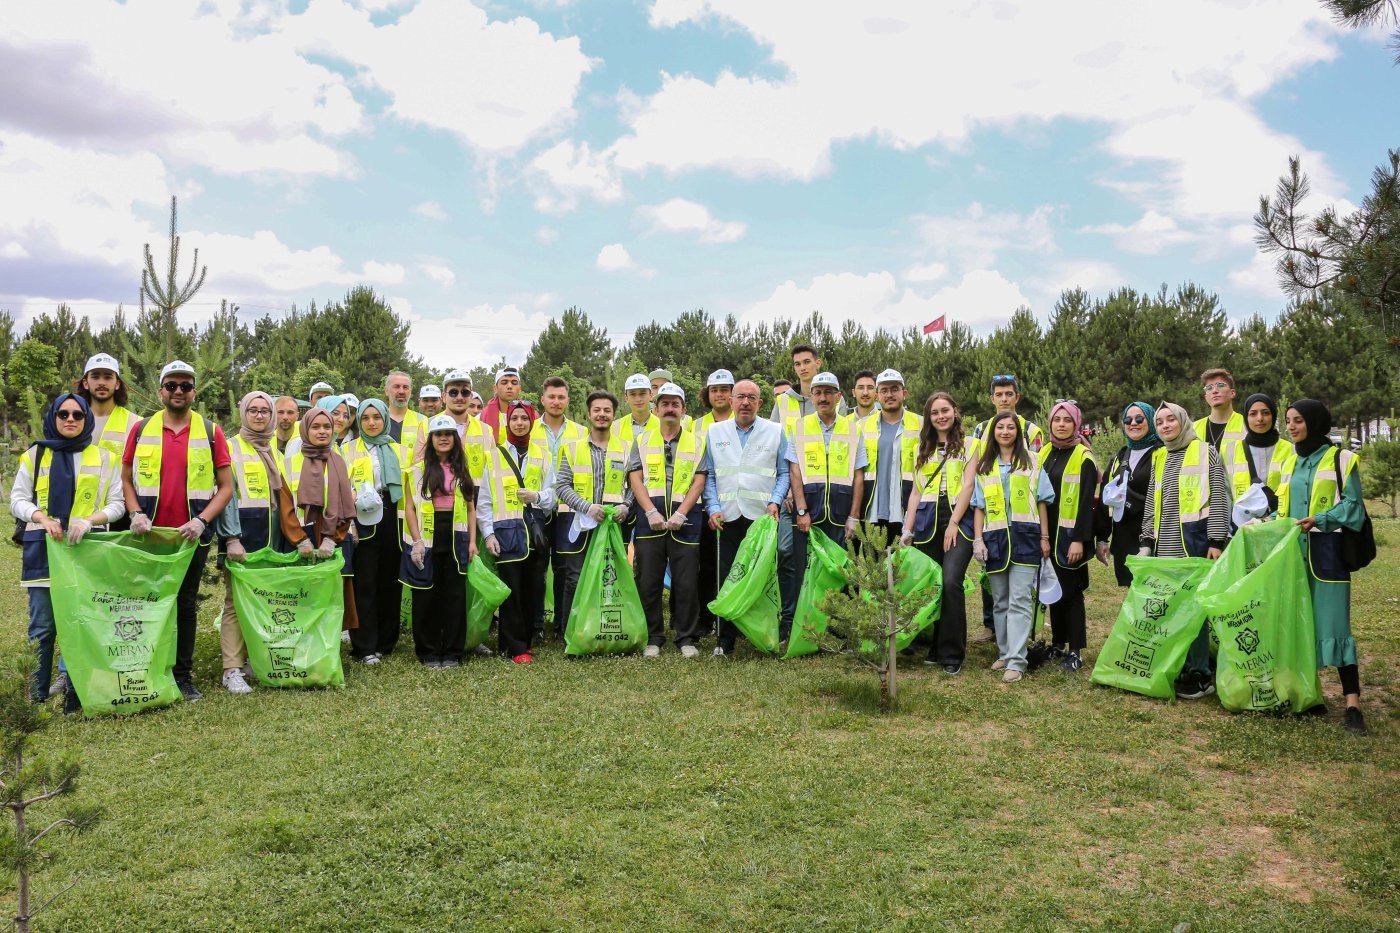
[435,370,494,487]
[969,374,1044,642]
[121,361,234,702]
[1193,368,1250,502]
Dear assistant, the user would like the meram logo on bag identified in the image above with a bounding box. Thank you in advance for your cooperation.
[728,560,749,583]
[114,617,143,642]
[1234,627,1261,656]
[1142,598,1167,621]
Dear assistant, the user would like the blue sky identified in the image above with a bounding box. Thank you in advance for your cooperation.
[1,0,1396,371]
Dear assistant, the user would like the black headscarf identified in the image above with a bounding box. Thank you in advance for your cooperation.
[1287,399,1331,458]
[1242,393,1279,448]
[34,393,95,525]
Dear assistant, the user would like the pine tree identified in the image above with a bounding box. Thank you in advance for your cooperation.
[1321,0,1400,62]
[141,196,207,362]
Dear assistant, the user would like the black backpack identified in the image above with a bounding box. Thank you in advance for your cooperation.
[1342,510,1377,572]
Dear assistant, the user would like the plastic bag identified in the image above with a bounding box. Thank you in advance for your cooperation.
[1101,470,1128,523]
[47,530,195,716]
[229,549,346,688]
[785,529,851,658]
[1231,482,1270,528]
[1090,555,1213,699]
[707,515,782,655]
[565,510,647,655]
[1038,557,1063,605]
[466,554,511,650]
[543,562,555,633]
[1198,521,1324,713]
[858,546,943,654]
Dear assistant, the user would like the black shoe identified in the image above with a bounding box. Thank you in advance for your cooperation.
[1058,651,1083,672]
[942,663,962,675]
[440,658,461,669]
[177,679,202,702]
[472,644,493,657]
[63,686,81,716]
[1175,674,1215,700]
[421,659,443,668]
[1344,707,1368,736]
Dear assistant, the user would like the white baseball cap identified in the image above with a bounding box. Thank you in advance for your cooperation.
[427,414,458,433]
[706,369,735,387]
[309,381,333,394]
[471,391,483,403]
[419,384,442,399]
[876,368,905,386]
[343,393,361,409]
[811,371,840,389]
[160,360,196,383]
[443,370,471,386]
[354,484,384,526]
[83,353,120,377]
[624,373,651,392]
[654,381,685,402]
[494,366,520,383]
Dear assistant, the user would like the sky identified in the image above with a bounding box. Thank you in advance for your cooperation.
[1,0,1396,372]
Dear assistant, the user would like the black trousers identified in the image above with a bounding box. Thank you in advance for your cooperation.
[715,516,754,651]
[412,512,466,662]
[534,515,555,637]
[697,522,720,637]
[916,515,973,666]
[352,515,402,658]
[173,541,210,682]
[1049,560,1089,652]
[635,533,701,647]
[497,546,547,658]
[556,542,589,638]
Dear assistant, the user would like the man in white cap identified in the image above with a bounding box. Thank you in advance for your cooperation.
[75,352,136,460]
[121,361,235,702]
[419,384,443,417]
[309,381,334,406]
[479,366,523,444]
[532,375,586,640]
[384,370,426,455]
[626,382,709,658]
[702,378,788,656]
[787,372,866,633]
[861,368,923,544]
[693,368,736,638]
[615,373,659,449]
[436,370,493,485]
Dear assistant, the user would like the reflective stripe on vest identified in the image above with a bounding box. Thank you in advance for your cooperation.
[95,405,134,459]
[408,463,472,575]
[613,412,659,450]
[708,418,782,522]
[793,413,859,527]
[971,415,1043,460]
[487,442,549,563]
[1152,440,1212,557]
[561,435,627,514]
[910,436,977,544]
[132,412,216,539]
[861,409,922,482]
[1194,411,1248,500]
[1038,443,1096,568]
[21,444,112,583]
[1277,446,1360,583]
[638,428,701,514]
[283,453,333,530]
[979,462,1040,572]
[695,410,732,447]
[228,434,279,552]
[343,436,410,539]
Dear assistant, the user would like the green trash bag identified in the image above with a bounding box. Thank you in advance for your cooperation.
[466,555,511,650]
[1090,556,1213,699]
[228,549,346,688]
[47,530,195,716]
[707,514,781,655]
[858,546,943,654]
[543,563,555,633]
[1198,521,1324,713]
[566,509,648,656]
[785,529,851,658]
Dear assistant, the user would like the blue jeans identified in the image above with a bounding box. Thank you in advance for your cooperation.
[27,588,56,701]
[988,565,1037,673]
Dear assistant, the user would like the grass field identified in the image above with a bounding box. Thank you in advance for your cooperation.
[2,521,1398,932]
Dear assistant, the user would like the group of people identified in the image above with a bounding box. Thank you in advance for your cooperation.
[11,347,1371,735]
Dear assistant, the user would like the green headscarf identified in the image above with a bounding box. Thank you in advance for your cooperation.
[355,398,403,504]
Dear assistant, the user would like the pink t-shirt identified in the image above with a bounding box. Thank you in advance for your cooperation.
[431,463,455,510]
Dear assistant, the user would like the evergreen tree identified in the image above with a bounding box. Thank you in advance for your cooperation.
[1321,0,1400,62]
[8,340,60,437]
[25,305,95,386]
[141,196,207,361]
[522,307,612,394]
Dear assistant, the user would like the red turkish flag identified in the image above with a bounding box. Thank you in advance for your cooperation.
[923,315,946,334]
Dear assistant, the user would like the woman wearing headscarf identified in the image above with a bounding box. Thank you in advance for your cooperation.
[277,407,358,631]
[1242,393,1291,492]
[1276,400,1369,735]
[1140,401,1231,700]
[9,394,125,706]
[1095,402,1162,587]
[480,401,556,663]
[213,391,288,694]
[1036,400,1099,671]
[283,394,354,459]
[344,399,414,664]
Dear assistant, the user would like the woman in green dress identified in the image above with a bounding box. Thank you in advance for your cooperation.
[1277,399,1368,735]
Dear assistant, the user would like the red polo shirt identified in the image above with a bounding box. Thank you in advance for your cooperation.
[122,416,231,528]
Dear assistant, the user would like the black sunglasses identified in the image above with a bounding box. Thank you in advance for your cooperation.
[55,409,86,422]
[1123,415,1147,425]
[445,388,470,398]
[163,380,195,393]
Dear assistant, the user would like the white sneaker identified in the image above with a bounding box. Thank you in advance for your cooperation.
[361,653,381,666]
[341,630,351,644]
[712,647,727,658]
[222,668,253,694]
[643,645,661,659]
[680,645,699,659]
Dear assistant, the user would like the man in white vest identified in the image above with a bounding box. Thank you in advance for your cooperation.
[703,379,790,656]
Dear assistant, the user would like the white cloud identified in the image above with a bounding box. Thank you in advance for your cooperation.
[527,140,622,213]
[1029,260,1125,303]
[637,198,746,243]
[413,201,449,221]
[1228,250,1284,296]
[421,263,457,288]
[903,261,947,284]
[1080,210,1197,254]
[403,302,554,370]
[536,226,561,243]
[741,268,1030,334]
[596,243,634,272]
[914,202,1059,271]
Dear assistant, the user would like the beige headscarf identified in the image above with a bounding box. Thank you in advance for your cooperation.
[238,391,281,493]
[1156,401,1197,453]
[297,409,355,536]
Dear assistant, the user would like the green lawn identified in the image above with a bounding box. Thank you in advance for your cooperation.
[3,522,1398,932]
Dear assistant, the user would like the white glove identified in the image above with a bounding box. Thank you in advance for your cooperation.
[411,539,427,569]
[845,517,860,536]
[485,535,501,556]
[665,512,687,531]
[297,538,315,560]
[225,539,247,563]
[130,512,152,535]
[973,538,988,563]
[647,510,666,532]
[517,488,538,505]
[316,537,335,560]
[1138,546,1152,557]
[1095,541,1111,564]
[176,517,205,542]
[899,530,914,548]
[586,504,606,522]
[65,517,92,545]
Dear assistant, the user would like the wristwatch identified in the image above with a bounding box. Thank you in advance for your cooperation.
[796,508,808,517]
